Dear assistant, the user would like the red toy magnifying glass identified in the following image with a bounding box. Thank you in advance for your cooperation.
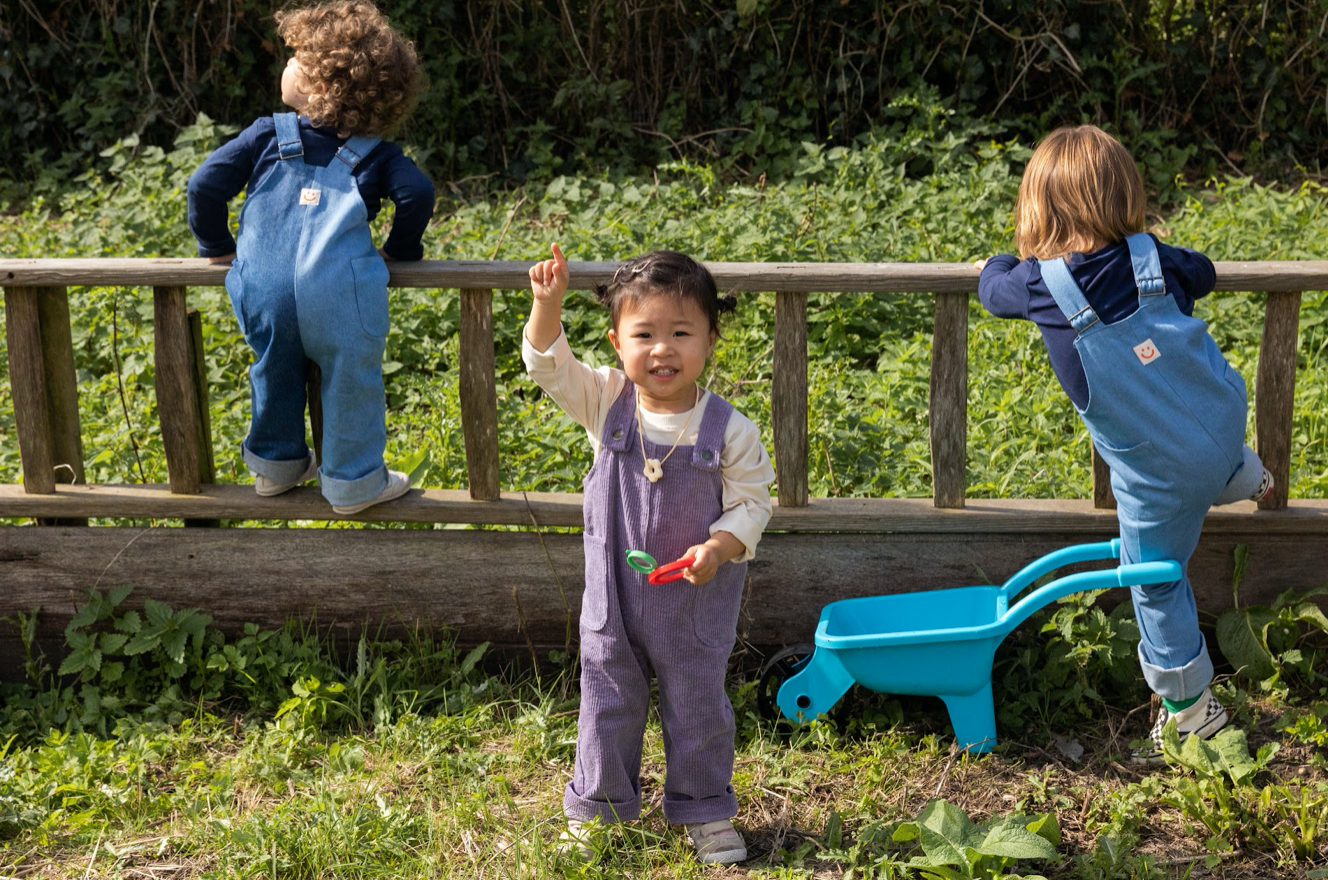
[648,556,696,585]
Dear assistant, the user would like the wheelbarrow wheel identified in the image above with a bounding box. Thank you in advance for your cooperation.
[755,643,817,722]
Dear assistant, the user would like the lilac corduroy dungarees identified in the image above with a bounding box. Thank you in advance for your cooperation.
[565,384,746,825]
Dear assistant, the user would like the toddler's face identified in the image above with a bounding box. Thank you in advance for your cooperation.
[609,293,716,415]
[281,57,314,111]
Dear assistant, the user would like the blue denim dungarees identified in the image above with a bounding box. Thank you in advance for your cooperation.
[225,113,392,507]
[566,385,745,825]
[1040,234,1264,700]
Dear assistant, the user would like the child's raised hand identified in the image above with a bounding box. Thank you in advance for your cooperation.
[973,258,988,273]
[529,242,570,302]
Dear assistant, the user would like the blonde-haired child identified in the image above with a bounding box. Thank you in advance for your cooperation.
[977,125,1271,764]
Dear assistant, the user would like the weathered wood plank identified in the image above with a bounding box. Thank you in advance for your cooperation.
[773,291,809,507]
[1255,291,1301,510]
[1091,445,1117,510]
[5,258,1325,293]
[1,484,1324,534]
[3,287,56,493]
[2,527,1321,650]
[153,286,204,494]
[185,307,220,528]
[307,363,324,468]
[459,288,500,501]
[37,286,89,526]
[929,292,968,508]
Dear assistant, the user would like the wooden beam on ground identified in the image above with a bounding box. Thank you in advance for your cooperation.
[459,289,500,501]
[1,526,1323,652]
[5,258,1326,293]
[772,291,809,507]
[1255,290,1301,510]
[929,292,968,508]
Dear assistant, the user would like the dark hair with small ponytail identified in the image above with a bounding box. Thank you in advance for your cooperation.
[594,250,736,335]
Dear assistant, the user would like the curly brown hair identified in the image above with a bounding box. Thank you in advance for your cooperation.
[275,1,424,137]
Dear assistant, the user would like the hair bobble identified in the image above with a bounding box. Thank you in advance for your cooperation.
[716,293,738,314]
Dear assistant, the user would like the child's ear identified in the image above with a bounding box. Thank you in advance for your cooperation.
[608,328,621,355]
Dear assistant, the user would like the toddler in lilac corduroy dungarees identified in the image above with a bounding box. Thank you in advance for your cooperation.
[525,245,775,864]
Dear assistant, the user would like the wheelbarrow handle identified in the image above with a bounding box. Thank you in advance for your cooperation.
[997,539,1122,607]
[999,558,1183,633]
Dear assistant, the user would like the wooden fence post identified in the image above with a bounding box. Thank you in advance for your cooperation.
[4,287,53,493]
[929,292,967,508]
[1091,447,1117,509]
[459,288,500,501]
[153,286,208,496]
[773,290,809,507]
[307,364,324,469]
[1255,290,1301,510]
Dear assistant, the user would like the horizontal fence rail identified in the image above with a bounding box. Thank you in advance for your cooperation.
[2,257,1325,650]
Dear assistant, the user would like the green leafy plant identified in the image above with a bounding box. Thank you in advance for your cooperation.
[1216,544,1328,686]
[888,798,1060,880]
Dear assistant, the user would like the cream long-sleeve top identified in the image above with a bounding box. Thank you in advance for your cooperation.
[522,327,775,561]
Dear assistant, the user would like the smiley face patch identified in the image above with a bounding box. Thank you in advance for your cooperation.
[298,188,321,207]
[1133,338,1161,365]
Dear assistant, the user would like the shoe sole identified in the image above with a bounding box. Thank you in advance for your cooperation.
[331,478,411,515]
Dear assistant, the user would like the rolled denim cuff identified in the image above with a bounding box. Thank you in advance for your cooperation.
[1138,633,1214,702]
[317,463,388,508]
[1213,444,1264,506]
[662,788,739,825]
[242,443,314,483]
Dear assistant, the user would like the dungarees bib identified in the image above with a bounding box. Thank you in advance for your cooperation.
[566,384,745,825]
[1040,234,1262,700]
[225,113,392,507]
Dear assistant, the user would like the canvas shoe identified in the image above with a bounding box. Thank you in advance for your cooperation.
[1131,687,1229,766]
[1250,467,1274,502]
[685,819,747,865]
[556,818,606,861]
[331,469,411,515]
[253,457,318,497]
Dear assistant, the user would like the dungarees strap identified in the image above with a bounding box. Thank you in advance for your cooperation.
[690,391,732,471]
[1040,234,1168,334]
[273,113,304,160]
[1125,233,1167,298]
[334,135,382,172]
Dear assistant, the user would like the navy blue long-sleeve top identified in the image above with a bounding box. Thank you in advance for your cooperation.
[977,234,1216,409]
[187,115,435,261]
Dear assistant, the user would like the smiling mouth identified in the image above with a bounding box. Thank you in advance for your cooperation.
[650,367,678,377]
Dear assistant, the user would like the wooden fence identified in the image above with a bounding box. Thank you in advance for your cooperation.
[2,258,1326,655]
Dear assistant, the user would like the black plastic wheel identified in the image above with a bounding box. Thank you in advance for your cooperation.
[755,643,817,722]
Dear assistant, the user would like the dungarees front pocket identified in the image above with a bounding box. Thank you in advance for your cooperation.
[579,533,611,633]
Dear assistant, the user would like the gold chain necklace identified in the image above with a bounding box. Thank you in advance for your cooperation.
[636,384,701,483]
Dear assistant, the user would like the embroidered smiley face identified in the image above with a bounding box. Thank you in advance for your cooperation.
[1133,338,1161,365]
[298,188,321,207]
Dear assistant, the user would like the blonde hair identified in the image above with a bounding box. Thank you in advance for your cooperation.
[275,1,424,137]
[1014,125,1147,260]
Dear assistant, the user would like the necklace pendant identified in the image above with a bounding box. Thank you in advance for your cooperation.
[643,458,663,482]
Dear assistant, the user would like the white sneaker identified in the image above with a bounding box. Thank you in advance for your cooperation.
[1131,688,1229,766]
[1250,467,1274,502]
[557,818,605,861]
[253,457,318,497]
[331,469,411,515]
[685,819,747,865]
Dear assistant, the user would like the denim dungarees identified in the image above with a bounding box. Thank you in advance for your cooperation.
[225,113,393,508]
[1041,234,1264,700]
[566,384,745,825]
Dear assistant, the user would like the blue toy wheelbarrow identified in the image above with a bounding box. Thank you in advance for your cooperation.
[758,539,1181,753]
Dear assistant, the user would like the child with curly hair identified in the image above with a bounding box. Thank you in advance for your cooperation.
[187,1,433,514]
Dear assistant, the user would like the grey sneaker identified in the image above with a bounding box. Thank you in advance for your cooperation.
[685,819,747,865]
[1131,688,1229,766]
[253,457,318,497]
[1250,467,1274,502]
[331,469,411,515]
